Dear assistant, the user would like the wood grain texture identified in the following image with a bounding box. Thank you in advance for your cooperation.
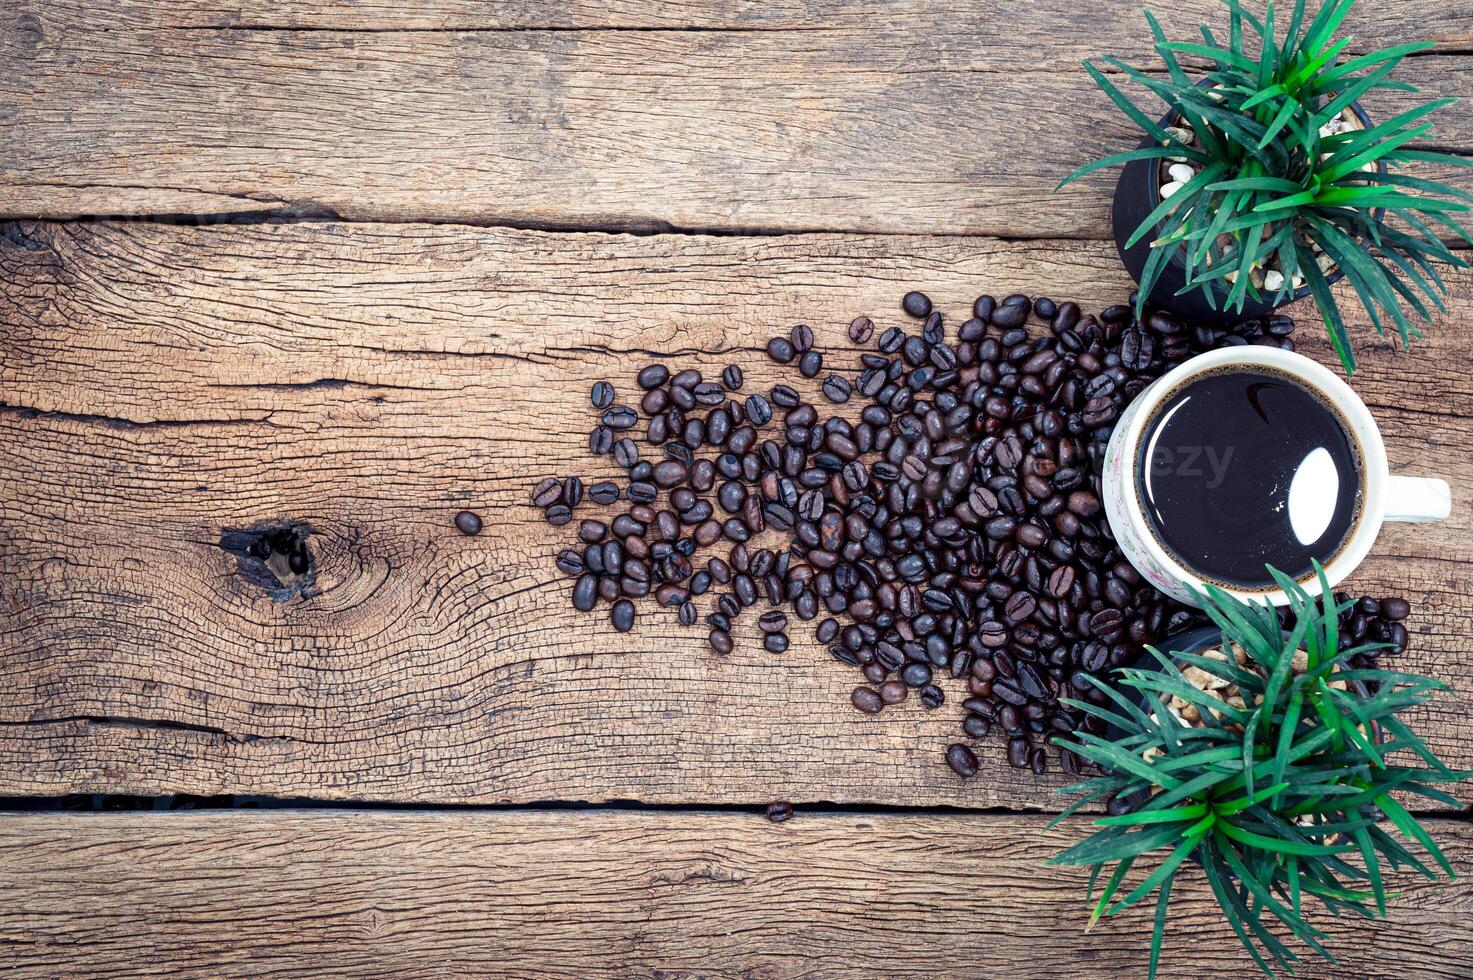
[2,221,1470,806]
[28,0,1473,35]
[3,1,1470,232]
[1,810,1471,978]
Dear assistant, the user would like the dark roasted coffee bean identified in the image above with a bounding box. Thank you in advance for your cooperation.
[758,610,789,633]
[454,510,482,536]
[722,364,744,391]
[767,337,796,364]
[745,394,773,426]
[798,350,823,378]
[531,478,562,508]
[590,380,615,409]
[545,504,573,526]
[821,375,851,403]
[613,439,640,469]
[652,460,688,488]
[902,291,932,319]
[589,481,621,506]
[637,364,670,390]
[572,574,599,612]
[1089,608,1124,637]
[849,316,875,344]
[791,323,814,352]
[945,743,978,777]
[610,599,636,632]
[1004,591,1037,623]
[879,680,908,704]
[851,687,883,713]
[766,801,794,823]
[708,629,734,655]
[901,662,933,687]
[764,632,789,653]
[1381,597,1410,620]
[603,406,638,429]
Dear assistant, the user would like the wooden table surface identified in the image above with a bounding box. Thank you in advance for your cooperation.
[2,1,1471,975]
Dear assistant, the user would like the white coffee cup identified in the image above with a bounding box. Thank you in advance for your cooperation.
[1102,346,1450,606]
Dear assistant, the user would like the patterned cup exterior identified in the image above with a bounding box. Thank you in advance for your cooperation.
[1102,383,1199,606]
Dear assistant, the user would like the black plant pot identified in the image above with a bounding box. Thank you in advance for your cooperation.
[1112,99,1376,323]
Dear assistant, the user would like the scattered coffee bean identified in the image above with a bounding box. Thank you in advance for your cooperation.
[821,376,851,403]
[454,511,482,535]
[611,599,636,632]
[851,687,883,713]
[766,800,794,823]
[767,337,796,364]
[590,381,615,409]
[902,291,932,319]
[946,743,978,778]
[603,406,638,429]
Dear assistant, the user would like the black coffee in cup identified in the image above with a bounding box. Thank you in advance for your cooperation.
[1137,366,1363,589]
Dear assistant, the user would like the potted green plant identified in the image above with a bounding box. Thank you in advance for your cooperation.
[1059,0,1473,373]
[1048,566,1470,977]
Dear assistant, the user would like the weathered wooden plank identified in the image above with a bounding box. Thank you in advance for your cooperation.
[28,0,1473,36]
[1,810,1471,978]
[3,2,1470,232]
[1,221,1469,805]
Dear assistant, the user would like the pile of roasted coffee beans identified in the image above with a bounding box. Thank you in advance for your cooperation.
[529,292,1413,778]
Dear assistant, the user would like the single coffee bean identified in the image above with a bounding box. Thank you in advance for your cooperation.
[722,364,744,391]
[849,316,875,344]
[610,599,636,632]
[454,511,482,535]
[767,337,796,364]
[945,743,978,778]
[851,687,883,714]
[879,680,908,704]
[531,478,562,508]
[637,364,670,390]
[603,406,638,429]
[791,323,814,352]
[798,350,823,378]
[572,574,598,612]
[766,801,794,823]
[708,629,734,654]
[764,632,789,653]
[590,380,615,409]
[902,291,932,319]
[613,439,640,469]
[1381,597,1410,620]
[821,376,851,403]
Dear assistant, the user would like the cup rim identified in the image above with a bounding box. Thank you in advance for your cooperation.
[1114,346,1389,605]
